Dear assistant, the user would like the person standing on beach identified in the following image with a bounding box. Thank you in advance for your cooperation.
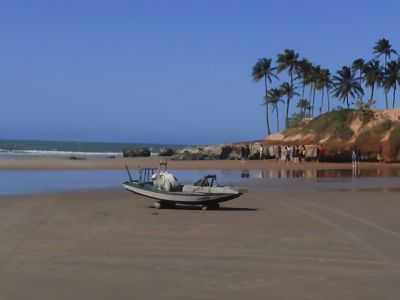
[301,145,306,162]
[319,146,325,162]
[352,147,361,176]
[277,146,282,161]
[282,146,287,162]
[356,148,361,166]
[245,145,250,159]
[286,146,291,162]
[294,146,299,163]
[377,144,383,162]
[352,148,357,168]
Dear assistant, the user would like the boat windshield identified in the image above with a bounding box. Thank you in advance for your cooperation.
[193,175,217,187]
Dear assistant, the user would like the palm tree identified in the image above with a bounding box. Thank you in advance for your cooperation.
[252,58,278,136]
[352,58,365,103]
[277,49,299,86]
[310,65,322,116]
[277,49,299,126]
[373,38,398,108]
[304,64,316,113]
[383,60,400,108]
[295,58,313,98]
[265,88,283,131]
[332,66,364,108]
[316,68,331,114]
[280,82,299,128]
[324,69,333,112]
[297,98,311,117]
[363,59,383,101]
[374,38,398,63]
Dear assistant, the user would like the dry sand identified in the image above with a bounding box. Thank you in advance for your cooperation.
[0,156,400,171]
[0,180,399,299]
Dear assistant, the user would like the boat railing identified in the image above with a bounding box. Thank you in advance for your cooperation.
[125,165,157,184]
[139,168,157,183]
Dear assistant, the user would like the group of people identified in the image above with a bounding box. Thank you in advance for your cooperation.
[276,145,309,163]
[242,143,367,165]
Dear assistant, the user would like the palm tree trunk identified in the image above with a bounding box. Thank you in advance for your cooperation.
[327,88,331,112]
[276,106,280,132]
[286,96,290,129]
[320,89,325,114]
[307,85,313,117]
[384,55,389,109]
[264,76,271,135]
[290,71,294,88]
[286,70,294,128]
[346,96,350,108]
[266,103,271,135]
[393,85,397,108]
[312,87,316,116]
[359,70,363,103]
[385,93,389,109]
[370,84,375,100]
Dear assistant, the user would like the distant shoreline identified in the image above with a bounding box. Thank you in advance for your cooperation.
[0,139,191,157]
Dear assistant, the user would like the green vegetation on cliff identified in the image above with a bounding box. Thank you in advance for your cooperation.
[285,109,355,142]
[304,109,354,140]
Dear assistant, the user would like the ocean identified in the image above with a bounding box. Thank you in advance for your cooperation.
[0,139,189,158]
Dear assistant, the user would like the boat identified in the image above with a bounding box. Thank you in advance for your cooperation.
[122,164,243,209]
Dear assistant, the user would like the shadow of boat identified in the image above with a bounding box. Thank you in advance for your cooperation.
[148,204,257,211]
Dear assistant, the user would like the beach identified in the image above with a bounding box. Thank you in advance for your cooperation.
[0,178,399,299]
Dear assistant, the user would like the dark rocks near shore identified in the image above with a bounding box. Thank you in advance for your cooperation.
[170,143,324,162]
[219,145,242,160]
[172,151,205,161]
[159,148,176,157]
[69,156,87,160]
[171,144,258,161]
[171,146,220,160]
[123,148,151,158]
[119,142,385,162]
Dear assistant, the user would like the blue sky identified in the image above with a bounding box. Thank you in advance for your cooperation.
[0,0,399,144]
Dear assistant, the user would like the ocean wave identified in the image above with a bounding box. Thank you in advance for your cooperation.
[0,149,122,157]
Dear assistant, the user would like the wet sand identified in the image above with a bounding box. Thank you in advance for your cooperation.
[0,156,399,171]
[0,181,399,299]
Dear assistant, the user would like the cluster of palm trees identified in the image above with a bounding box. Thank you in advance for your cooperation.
[252,38,400,135]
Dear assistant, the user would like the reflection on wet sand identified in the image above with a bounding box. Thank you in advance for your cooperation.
[237,167,400,193]
[241,167,400,179]
[333,187,400,192]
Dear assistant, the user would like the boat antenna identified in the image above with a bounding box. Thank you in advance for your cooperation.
[125,164,133,182]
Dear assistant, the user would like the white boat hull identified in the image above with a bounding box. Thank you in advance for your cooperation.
[122,182,241,205]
